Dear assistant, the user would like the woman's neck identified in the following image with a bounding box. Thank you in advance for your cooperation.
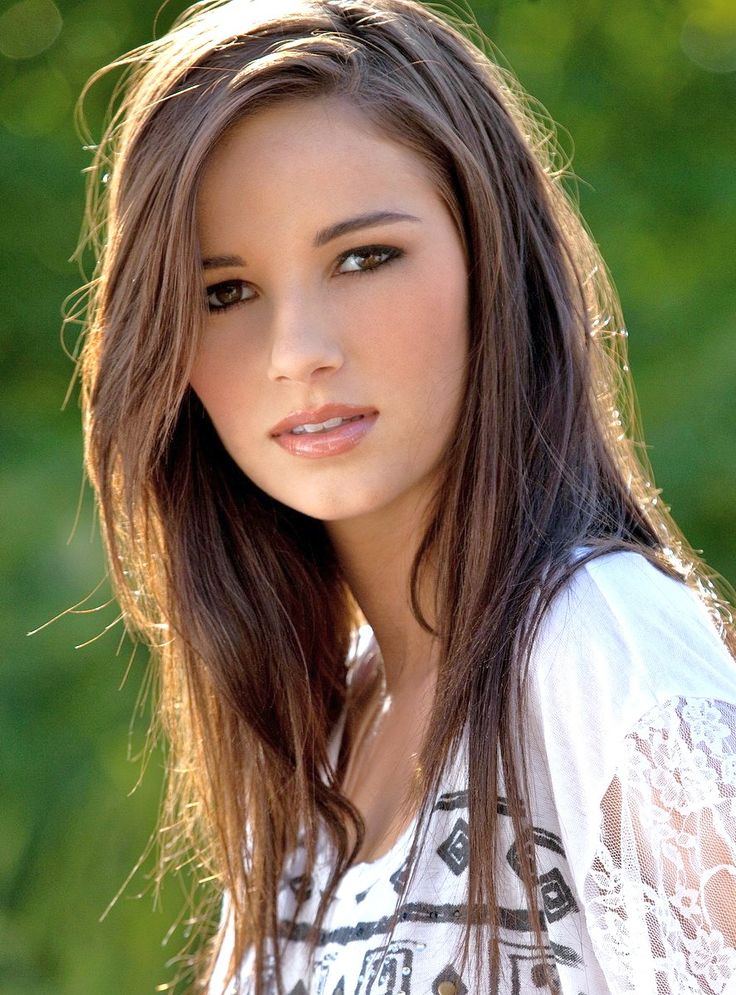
[325,488,440,695]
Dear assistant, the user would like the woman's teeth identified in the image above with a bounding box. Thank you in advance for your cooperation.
[291,414,364,435]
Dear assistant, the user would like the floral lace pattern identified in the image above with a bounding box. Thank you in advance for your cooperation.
[584,697,736,994]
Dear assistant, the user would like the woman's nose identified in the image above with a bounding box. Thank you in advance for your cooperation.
[266,297,344,384]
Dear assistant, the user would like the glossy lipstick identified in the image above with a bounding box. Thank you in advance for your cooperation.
[270,404,378,459]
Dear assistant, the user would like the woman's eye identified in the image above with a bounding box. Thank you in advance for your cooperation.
[205,280,252,312]
[205,247,402,313]
[336,245,403,274]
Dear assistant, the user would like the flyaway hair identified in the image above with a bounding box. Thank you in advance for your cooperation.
[69,1,736,991]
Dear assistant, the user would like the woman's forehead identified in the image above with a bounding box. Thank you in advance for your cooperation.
[201,95,425,177]
[196,97,442,235]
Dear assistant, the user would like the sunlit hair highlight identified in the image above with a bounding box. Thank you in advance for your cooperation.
[69,0,736,991]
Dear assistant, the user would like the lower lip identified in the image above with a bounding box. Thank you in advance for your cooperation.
[273,413,378,459]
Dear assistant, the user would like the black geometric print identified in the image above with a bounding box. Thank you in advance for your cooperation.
[506,825,566,877]
[508,952,562,994]
[549,939,583,968]
[354,943,413,994]
[275,784,585,993]
[436,817,470,876]
[538,867,578,923]
[432,963,468,994]
[281,902,477,946]
[530,961,561,992]
[434,789,468,811]
[389,859,410,895]
[289,874,313,900]
[435,790,513,818]
[504,824,577,925]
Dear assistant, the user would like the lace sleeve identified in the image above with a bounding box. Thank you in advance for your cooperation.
[583,696,736,994]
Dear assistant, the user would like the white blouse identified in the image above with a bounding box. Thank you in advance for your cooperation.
[209,548,736,994]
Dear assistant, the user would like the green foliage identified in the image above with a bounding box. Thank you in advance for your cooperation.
[1,0,734,991]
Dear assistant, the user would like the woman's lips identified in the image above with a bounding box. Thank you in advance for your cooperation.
[272,412,379,459]
[269,403,377,437]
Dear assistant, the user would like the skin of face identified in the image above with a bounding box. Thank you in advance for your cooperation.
[191,95,469,530]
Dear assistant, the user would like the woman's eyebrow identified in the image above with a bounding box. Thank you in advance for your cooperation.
[201,210,421,269]
[312,209,422,247]
[202,253,244,270]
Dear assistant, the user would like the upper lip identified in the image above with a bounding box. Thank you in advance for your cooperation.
[269,404,378,437]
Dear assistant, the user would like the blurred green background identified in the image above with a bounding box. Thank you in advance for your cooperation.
[1,0,734,991]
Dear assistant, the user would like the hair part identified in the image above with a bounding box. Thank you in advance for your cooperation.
[70,1,736,991]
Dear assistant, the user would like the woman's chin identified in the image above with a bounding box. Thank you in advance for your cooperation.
[256,482,401,526]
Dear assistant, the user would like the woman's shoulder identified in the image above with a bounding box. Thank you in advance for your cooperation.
[522,549,736,935]
[527,544,736,745]
[532,544,734,673]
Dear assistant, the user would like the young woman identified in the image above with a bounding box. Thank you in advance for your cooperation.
[72,0,736,992]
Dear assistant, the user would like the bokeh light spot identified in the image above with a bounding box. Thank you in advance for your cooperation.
[681,7,736,73]
[0,0,62,60]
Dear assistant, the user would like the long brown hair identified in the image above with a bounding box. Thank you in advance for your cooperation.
[70,0,736,990]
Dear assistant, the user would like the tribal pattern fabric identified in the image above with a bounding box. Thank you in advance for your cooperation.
[225,774,596,994]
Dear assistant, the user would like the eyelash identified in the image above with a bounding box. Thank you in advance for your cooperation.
[204,244,404,315]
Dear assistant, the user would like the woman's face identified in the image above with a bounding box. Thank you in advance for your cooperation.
[192,96,469,525]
